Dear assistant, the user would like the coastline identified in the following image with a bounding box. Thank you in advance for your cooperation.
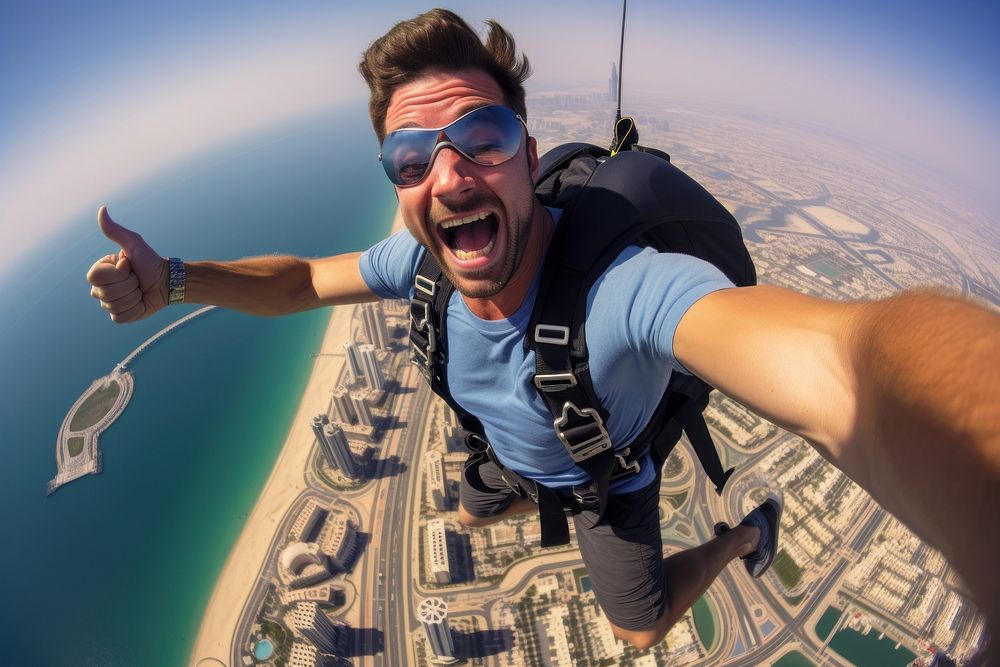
[188,210,404,666]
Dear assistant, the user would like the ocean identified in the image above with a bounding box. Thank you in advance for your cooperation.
[0,103,396,666]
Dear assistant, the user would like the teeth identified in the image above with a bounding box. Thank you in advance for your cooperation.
[440,211,489,229]
[454,237,495,261]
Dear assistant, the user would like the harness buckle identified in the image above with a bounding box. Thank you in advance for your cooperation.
[534,324,570,345]
[614,452,641,476]
[533,372,578,393]
[554,401,612,462]
[572,486,601,512]
[409,322,437,377]
[410,300,431,332]
[415,274,437,297]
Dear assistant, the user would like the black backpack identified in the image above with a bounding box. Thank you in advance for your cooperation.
[409,143,756,546]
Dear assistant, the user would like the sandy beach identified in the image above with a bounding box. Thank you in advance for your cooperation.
[189,210,403,666]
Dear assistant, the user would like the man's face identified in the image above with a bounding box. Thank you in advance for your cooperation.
[383,68,539,299]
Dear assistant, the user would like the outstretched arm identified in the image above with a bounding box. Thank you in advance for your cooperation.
[675,285,1000,625]
[87,206,378,322]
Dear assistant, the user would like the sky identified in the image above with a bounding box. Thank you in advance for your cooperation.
[1,0,997,268]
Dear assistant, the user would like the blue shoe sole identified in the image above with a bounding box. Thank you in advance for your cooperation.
[741,495,783,578]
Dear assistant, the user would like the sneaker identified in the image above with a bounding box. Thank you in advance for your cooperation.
[739,492,783,578]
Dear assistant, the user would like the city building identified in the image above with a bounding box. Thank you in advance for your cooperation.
[358,343,385,391]
[278,541,333,589]
[426,518,452,584]
[609,62,618,103]
[343,341,363,383]
[311,415,359,479]
[289,499,328,543]
[350,391,373,428]
[319,513,358,573]
[328,387,356,425]
[425,450,447,511]
[284,601,347,657]
[417,597,456,660]
[361,301,390,349]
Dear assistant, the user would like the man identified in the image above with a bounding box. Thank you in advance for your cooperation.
[88,9,998,654]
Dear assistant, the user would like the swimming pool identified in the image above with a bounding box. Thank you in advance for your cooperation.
[253,639,274,661]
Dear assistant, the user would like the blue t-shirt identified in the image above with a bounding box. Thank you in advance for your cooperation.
[359,222,733,492]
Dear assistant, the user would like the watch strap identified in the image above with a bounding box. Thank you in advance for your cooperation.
[167,257,186,305]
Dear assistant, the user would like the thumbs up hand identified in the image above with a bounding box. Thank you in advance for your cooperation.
[87,206,169,322]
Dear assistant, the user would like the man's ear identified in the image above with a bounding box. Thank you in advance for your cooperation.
[527,135,540,182]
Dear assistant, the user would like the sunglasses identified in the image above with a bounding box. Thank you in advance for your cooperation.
[379,105,526,187]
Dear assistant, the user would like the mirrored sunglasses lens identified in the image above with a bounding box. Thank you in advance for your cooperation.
[449,106,522,166]
[382,134,436,185]
[380,106,523,186]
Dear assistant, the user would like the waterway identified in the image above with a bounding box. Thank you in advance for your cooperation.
[0,103,396,666]
[692,595,717,652]
[815,605,918,667]
[774,650,815,667]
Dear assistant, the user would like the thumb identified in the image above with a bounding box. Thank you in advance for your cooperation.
[98,206,142,254]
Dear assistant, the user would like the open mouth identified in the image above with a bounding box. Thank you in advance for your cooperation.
[438,211,499,261]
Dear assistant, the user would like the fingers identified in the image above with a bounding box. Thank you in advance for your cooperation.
[99,286,143,314]
[90,272,139,301]
[97,206,145,255]
[108,299,147,324]
[87,254,132,287]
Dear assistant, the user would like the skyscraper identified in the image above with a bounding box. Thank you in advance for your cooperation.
[418,597,456,659]
[284,601,347,657]
[609,62,619,104]
[311,415,359,479]
[350,391,373,427]
[323,422,358,479]
[425,450,447,511]
[343,341,363,383]
[358,343,385,392]
[426,518,452,584]
[329,387,357,425]
[361,302,390,349]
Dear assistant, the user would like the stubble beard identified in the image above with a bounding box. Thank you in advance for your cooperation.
[428,197,531,300]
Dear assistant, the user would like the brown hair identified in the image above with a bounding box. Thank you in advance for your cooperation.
[358,8,531,141]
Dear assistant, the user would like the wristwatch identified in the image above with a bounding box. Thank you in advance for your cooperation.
[167,257,186,305]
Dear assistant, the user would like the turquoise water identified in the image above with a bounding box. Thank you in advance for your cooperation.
[0,103,396,665]
[253,639,274,660]
[774,650,815,667]
[815,606,917,667]
[692,596,716,651]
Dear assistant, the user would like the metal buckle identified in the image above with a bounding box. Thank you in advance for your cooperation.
[614,453,641,476]
[415,274,437,297]
[533,372,578,393]
[534,324,570,345]
[410,300,431,331]
[554,401,612,462]
[572,487,600,511]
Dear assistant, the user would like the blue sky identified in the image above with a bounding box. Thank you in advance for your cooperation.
[1,1,997,265]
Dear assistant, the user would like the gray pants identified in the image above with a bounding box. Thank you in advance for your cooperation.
[461,455,667,630]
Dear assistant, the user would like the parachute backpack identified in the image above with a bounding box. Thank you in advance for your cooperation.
[408,140,757,546]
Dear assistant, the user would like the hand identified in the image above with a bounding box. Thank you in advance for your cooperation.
[86,206,169,323]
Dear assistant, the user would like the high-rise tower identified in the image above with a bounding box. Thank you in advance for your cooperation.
[284,601,347,656]
[312,415,359,479]
[425,450,447,511]
[343,341,363,383]
[609,62,618,104]
[322,422,358,479]
[350,391,373,427]
[418,597,456,660]
[329,387,357,425]
[361,302,390,349]
[426,518,452,584]
[358,343,384,391]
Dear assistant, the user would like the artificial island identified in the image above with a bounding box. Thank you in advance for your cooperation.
[48,306,216,495]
